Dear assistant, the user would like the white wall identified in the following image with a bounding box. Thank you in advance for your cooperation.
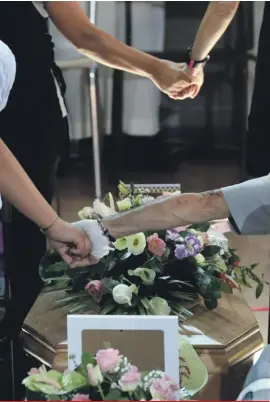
[49,1,264,140]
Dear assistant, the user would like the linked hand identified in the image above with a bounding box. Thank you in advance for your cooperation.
[172,65,204,100]
[151,60,204,100]
[46,218,97,267]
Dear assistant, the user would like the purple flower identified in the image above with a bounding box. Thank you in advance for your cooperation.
[185,235,201,256]
[167,229,180,242]
[174,234,201,260]
[175,244,189,260]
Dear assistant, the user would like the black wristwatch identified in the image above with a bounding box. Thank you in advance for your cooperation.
[186,47,210,69]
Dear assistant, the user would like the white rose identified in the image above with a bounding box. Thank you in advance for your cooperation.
[112,284,133,306]
[117,198,132,212]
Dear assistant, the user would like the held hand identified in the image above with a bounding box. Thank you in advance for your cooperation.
[151,60,194,98]
[46,218,97,267]
[172,65,204,100]
[151,60,204,100]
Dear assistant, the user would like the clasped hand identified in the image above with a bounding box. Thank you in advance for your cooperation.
[152,60,204,100]
[45,218,97,268]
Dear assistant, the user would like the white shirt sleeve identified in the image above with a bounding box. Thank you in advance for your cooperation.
[0,40,16,113]
[222,174,270,235]
[32,2,48,18]
[0,40,16,211]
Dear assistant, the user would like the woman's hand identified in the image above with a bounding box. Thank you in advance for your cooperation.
[46,218,96,267]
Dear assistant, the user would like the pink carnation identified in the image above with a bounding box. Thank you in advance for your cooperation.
[119,365,141,392]
[85,280,104,302]
[96,348,121,373]
[150,375,179,400]
[147,233,166,257]
[72,394,91,401]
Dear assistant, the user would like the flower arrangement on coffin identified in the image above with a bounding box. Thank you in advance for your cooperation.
[23,346,183,401]
[40,181,267,320]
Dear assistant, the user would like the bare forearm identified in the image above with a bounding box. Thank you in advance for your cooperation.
[0,139,57,229]
[103,191,230,238]
[191,1,239,60]
[78,27,161,79]
[46,2,161,80]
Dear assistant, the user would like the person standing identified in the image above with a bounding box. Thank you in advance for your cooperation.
[0,1,196,356]
[177,1,270,177]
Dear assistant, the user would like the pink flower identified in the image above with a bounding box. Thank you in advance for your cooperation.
[118,365,141,392]
[147,233,166,257]
[85,280,104,302]
[96,348,121,373]
[72,394,91,401]
[150,375,179,400]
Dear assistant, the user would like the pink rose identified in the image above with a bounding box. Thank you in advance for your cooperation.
[85,280,104,302]
[96,348,121,373]
[72,394,91,401]
[119,365,141,392]
[147,233,166,257]
[150,375,179,401]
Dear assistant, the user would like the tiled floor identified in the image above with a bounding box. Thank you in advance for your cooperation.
[54,159,269,343]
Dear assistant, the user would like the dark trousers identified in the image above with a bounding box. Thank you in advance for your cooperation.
[246,2,270,178]
[0,93,67,340]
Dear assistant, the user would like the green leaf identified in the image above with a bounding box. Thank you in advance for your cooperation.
[104,389,123,400]
[250,263,258,270]
[81,352,95,374]
[212,289,222,299]
[156,230,167,240]
[137,304,147,315]
[220,281,233,293]
[141,297,150,310]
[100,301,117,315]
[203,245,221,258]
[204,298,218,310]
[256,282,264,299]
[102,278,119,293]
[107,259,117,271]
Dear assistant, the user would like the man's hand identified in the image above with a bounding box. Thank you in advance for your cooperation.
[46,218,97,267]
[151,60,204,100]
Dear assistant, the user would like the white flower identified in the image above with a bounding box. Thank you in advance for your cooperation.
[195,253,205,265]
[117,198,132,212]
[87,364,103,386]
[114,237,128,251]
[127,233,146,255]
[128,267,156,285]
[149,297,171,315]
[141,196,155,205]
[207,228,229,252]
[93,199,115,218]
[78,206,93,220]
[112,284,133,306]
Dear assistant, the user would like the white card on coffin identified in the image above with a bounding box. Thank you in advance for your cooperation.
[67,315,179,388]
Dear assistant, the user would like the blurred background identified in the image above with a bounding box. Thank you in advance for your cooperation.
[49,1,269,341]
